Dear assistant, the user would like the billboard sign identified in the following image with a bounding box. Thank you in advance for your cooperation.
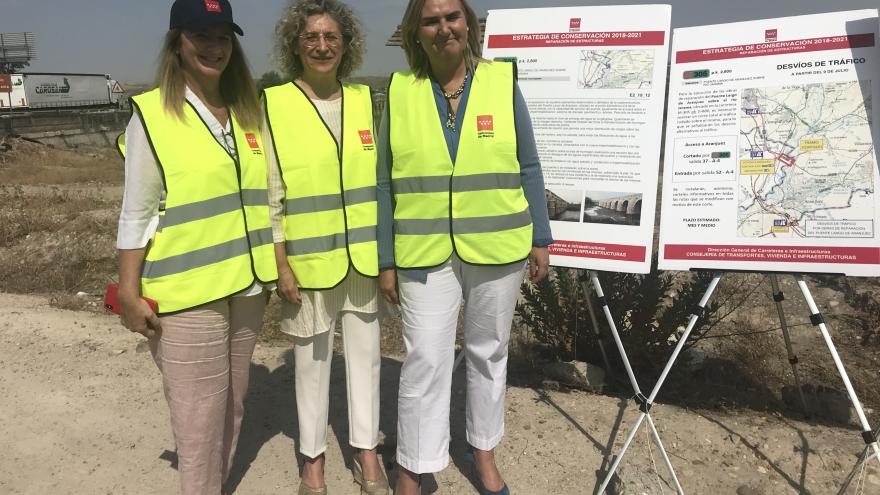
[483,5,672,273]
[658,10,880,276]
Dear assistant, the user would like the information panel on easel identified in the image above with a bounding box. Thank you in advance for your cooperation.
[483,5,671,274]
[658,10,880,276]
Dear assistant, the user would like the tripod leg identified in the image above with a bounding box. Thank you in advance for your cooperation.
[645,273,723,404]
[834,446,876,495]
[769,274,809,416]
[580,272,614,378]
[589,271,650,494]
[794,276,880,465]
[595,412,649,495]
[646,414,685,494]
[595,272,722,494]
[590,272,643,395]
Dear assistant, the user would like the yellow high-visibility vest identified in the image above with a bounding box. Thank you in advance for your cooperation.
[119,88,277,313]
[388,61,532,268]
[263,82,378,289]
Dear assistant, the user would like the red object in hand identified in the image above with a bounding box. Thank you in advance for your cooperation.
[103,283,159,315]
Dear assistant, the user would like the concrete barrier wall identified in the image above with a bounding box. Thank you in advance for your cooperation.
[0,108,129,148]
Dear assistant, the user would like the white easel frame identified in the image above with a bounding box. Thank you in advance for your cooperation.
[585,271,880,494]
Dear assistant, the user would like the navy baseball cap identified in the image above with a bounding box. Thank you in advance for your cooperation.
[170,0,244,36]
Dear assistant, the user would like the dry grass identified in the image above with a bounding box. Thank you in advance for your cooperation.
[0,185,117,246]
[0,136,123,185]
[0,194,118,294]
[0,138,120,297]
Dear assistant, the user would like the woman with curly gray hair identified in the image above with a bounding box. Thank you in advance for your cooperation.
[262,0,387,494]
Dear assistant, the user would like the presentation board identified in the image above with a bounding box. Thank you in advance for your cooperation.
[483,5,671,274]
[658,10,880,276]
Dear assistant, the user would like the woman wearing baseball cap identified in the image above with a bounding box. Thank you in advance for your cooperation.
[115,1,276,493]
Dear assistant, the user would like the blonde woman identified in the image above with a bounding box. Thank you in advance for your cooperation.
[262,1,387,494]
[377,0,552,493]
[116,0,276,493]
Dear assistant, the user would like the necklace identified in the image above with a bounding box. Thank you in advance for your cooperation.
[443,72,469,131]
[443,72,468,100]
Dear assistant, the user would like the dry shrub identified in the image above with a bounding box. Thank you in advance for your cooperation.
[516,263,724,378]
[713,323,785,388]
[843,290,880,347]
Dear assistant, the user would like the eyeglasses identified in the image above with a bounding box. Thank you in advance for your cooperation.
[299,32,343,48]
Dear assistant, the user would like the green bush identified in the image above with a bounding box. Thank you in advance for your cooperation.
[516,262,722,377]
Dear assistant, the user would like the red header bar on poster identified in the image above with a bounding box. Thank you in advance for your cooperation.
[664,244,880,265]
[675,33,875,63]
[551,240,647,262]
[488,31,665,49]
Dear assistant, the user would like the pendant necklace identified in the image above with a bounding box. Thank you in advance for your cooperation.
[443,72,469,132]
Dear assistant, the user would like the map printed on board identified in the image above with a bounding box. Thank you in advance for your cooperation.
[578,50,655,89]
[737,81,874,238]
[659,10,880,276]
[483,6,671,274]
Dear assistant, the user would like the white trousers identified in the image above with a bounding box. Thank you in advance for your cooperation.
[396,254,527,473]
[293,311,381,458]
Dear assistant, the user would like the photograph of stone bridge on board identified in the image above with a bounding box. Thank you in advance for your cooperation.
[545,188,584,222]
[583,191,643,226]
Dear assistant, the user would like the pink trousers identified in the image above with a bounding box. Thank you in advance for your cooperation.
[149,294,266,495]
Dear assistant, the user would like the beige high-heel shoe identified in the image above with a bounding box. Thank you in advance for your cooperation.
[297,481,327,495]
[352,455,389,495]
[298,454,328,495]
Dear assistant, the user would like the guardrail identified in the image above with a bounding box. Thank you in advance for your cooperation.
[0,100,125,113]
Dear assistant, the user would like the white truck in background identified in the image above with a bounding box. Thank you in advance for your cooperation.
[0,73,124,110]
[0,74,27,108]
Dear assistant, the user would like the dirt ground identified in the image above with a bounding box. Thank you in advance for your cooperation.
[1,292,878,495]
[2,137,880,494]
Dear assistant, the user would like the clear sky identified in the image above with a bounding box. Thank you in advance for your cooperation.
[3,0,878,83]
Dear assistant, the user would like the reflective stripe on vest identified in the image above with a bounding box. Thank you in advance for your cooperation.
[123,89,277,313]
[389,61,532,268]
[263,82,378,289]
